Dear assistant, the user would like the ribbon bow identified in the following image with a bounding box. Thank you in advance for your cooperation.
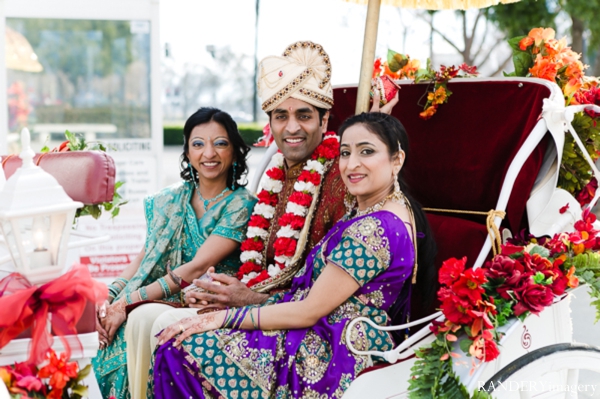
[0,264,107,364]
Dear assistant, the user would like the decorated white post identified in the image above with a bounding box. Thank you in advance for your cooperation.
[0,128,82,284]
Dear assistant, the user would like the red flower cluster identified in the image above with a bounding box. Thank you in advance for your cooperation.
[312,133,340,161]
[257,191,278,206]
[273,237,297,258]
[266,167,285,181]
[288,192,313,207]
[278,213,305,230]
[0,350,82,399]
[237,261,263,280]
[240,236,265,252]
[298,170,322,185]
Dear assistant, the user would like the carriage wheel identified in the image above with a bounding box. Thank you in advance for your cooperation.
[479,343,600,399]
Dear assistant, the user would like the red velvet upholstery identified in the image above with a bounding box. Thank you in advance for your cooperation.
[329,80,552,321]
[2,151,116,205]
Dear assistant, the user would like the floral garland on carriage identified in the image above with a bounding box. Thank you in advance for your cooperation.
[371,27,600,398]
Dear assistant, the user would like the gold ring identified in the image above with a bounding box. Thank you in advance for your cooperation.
[179,324,185,334]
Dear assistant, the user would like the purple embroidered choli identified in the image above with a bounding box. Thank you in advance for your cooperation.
[151,211,414,398]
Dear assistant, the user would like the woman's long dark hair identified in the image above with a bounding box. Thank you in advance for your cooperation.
[180,107,250,189]
[338,112,437,331]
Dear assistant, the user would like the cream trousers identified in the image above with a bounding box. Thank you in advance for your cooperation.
[125,304,197,399]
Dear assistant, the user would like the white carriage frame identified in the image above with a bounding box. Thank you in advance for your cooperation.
[250,77,600,398]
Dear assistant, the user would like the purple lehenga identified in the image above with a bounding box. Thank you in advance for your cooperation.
[150,211,415,398]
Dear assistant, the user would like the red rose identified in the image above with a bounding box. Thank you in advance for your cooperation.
[279,213,305,230]
[484,255,527,298]
[545,233,568,256]
[266,167,285,181]
[248,215,270,230]
[513,279,554,316]
[438,257,466,286]
[257,190,279,206]
[522,252,553,273]
[483,338,500,361]
[298,170,322,185]
[273,237,297,257]
[500,243,524,256]
[288,192,313,207]
[240,238,265,253]
[549,269,568,295]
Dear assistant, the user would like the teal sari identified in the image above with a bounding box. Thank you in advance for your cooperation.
[92,181,257,398]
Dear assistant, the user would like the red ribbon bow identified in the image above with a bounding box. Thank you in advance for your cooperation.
[0,264,107,364]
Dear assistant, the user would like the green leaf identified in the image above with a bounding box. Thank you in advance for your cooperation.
[40,145,50,153]
[507,35,527,52]
[387,49,408,72]
[459,338,472,353]
[533,271,546,284]
[528,244,550,258]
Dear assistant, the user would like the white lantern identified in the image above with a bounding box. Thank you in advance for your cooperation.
[0,128,82,284]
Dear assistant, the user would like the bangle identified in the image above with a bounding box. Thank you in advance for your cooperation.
[257,307,261,330]
[114,277,128,288]
[221,308,231,328]
[139,287,148,301]
[250,308,258,330]
[125,292,133,305]
[157,277,172,298]
[234,307,250,329]
[167,261,190,289]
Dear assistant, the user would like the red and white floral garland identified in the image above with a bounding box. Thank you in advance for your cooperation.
[237,132,340,287]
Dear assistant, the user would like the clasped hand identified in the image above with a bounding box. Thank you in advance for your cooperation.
[96,298,127,347]
[185,267,259,309]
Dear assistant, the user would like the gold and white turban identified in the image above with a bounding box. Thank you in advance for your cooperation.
[258,41,333,112]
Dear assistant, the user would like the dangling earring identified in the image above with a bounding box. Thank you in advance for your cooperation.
[189,163,199,190]
[231,161,238,190]
[392,174,405,205]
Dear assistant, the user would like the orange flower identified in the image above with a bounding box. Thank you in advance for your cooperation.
[38,351,78,391]
[566,266,579,288]
[528,27,555,46]
[433,86,447,104]
[419,105,437,120]
[529,56,558,81]
[519,36,534,50]
[565,62,584,81]
[564,78,582,99]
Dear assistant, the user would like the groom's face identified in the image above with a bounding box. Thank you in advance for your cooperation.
[270,98,329,168]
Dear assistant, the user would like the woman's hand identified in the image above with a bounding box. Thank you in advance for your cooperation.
[96,300,110,349]
[370,90,399,115]
[156,311,224,348]
[101,298,127,344]
[186,270,268,309]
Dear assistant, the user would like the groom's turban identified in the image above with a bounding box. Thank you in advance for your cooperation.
[258,41,334,112]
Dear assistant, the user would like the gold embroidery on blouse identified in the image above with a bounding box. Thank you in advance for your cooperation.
[295,331,331,385]
[344,217,390,266]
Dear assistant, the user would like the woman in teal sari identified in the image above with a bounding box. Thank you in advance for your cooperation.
[91,107,257,399]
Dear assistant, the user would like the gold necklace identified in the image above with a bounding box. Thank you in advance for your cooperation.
[355,190,406,217]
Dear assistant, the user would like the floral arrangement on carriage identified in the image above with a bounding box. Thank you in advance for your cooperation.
[373,27,600,207]
[407,208,600,397]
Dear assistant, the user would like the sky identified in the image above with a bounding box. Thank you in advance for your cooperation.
[159,0,444,86]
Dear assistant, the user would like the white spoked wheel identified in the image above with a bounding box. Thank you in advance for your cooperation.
[480,344,600,399]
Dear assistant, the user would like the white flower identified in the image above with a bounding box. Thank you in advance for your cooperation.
[262,179,283,193]
[304,160,324,174]
[277,225,300,239]
[240,250,263,263]
[286,201,307,216]
[294,181,316,194]
[241,271,258,284]
[268,264,282,277]
[254,203,276,219]
[274,256,291,265]
[269,153,285,168]
[247,226,268,239]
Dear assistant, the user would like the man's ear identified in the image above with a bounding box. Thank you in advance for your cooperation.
[321,111,330,133]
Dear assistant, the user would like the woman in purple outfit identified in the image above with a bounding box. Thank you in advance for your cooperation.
[150,112,436,399]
